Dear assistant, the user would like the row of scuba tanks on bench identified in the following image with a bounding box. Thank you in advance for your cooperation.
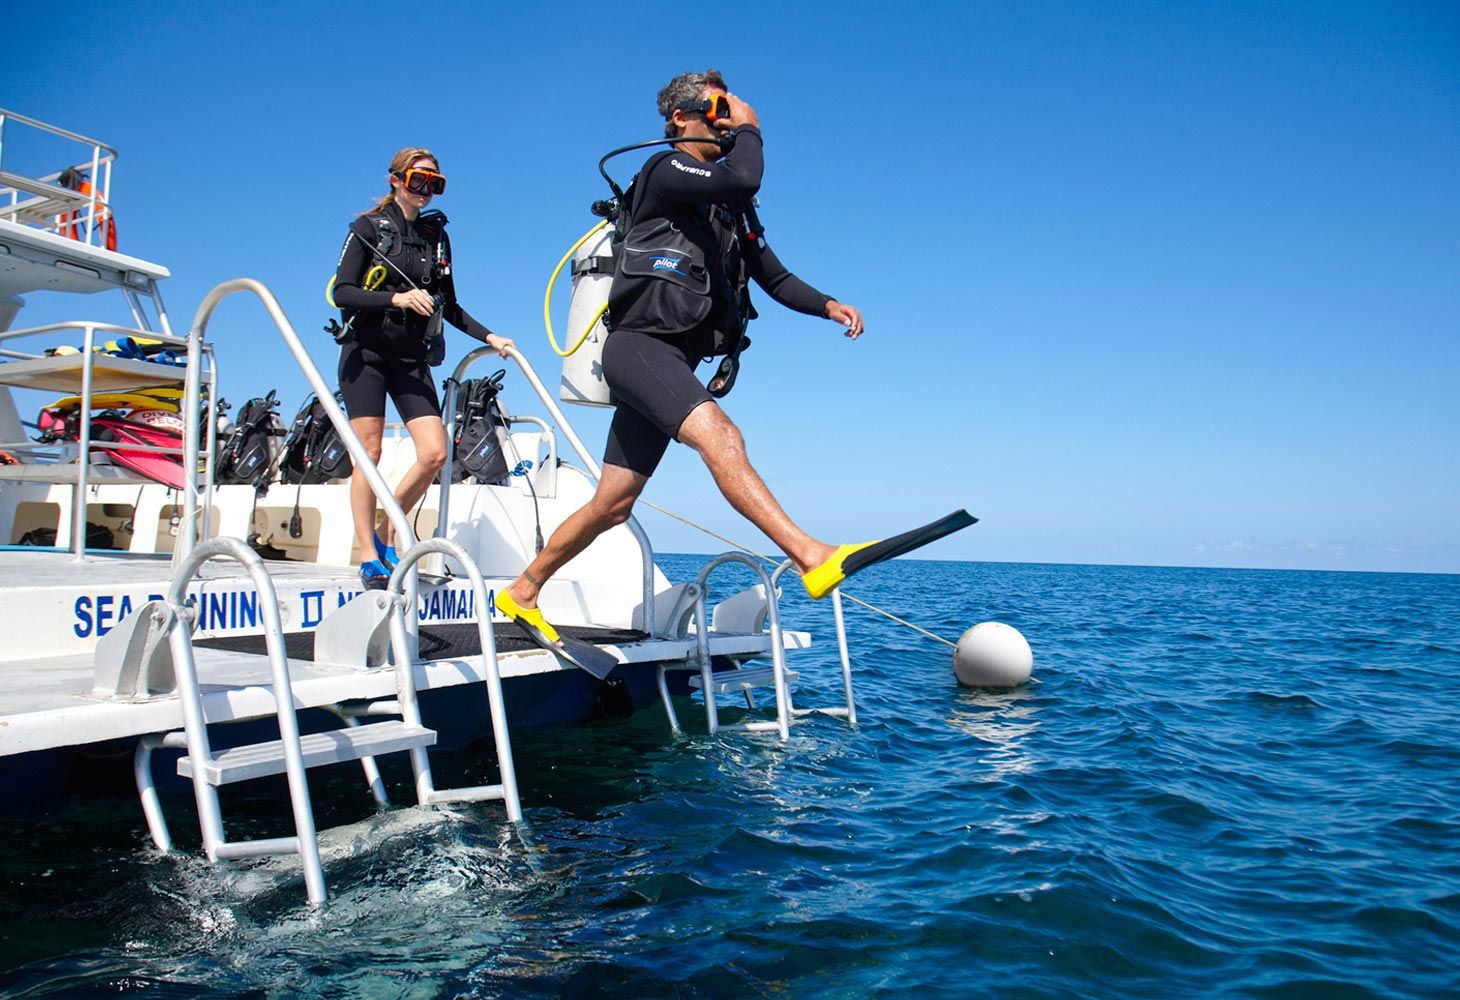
[215,372,512,491]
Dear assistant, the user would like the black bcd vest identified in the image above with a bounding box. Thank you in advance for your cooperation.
[606,154,754,355]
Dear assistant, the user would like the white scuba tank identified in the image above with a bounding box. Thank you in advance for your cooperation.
[559,223,616,408]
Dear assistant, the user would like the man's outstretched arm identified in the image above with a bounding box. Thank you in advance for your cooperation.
[746,235,865,338]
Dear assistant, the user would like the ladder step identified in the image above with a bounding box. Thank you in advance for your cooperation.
[689,666,798,695]
[177,721,437,786]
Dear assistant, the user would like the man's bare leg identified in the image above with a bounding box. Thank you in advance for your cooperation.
[502,463,648,609]
[504,401,834,610]
[676,401,835,573]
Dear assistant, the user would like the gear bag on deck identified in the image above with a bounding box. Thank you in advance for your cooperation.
[450,371,510,485]
[216,390,285,489]
[278,392,353,485]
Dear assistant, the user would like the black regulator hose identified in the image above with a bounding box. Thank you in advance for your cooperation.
[596,135,734,204]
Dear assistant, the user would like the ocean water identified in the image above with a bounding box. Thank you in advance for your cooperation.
[1,558,1457,998]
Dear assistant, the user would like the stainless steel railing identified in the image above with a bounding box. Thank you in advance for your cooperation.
[182,279,422,634]
[147,536,328,904]
[0,319,210,559]
[0,107,118,249]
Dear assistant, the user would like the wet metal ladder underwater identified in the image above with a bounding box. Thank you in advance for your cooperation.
[125,536,519,908]
[653,553,858,741]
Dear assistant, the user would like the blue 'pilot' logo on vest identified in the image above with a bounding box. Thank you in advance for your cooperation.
[651,255,686,274]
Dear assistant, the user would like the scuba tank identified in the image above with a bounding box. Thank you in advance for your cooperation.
[545,134,730,408]
[558,221,616,407]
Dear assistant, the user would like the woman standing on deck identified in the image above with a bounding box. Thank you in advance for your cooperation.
[331,147,513,588]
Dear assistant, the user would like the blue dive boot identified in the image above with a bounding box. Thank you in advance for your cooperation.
[359,559,390,591]
[373,533,399,570]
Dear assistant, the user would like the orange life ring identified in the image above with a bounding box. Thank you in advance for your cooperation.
[61,179,117,252]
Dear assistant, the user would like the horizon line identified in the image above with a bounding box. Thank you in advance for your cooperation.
[654,553,1460,578]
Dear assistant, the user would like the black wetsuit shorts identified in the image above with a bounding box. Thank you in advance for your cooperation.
[601,326,713,477]
[337,342,441,422]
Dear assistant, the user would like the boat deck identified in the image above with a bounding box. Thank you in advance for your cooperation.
[0,216,171,297]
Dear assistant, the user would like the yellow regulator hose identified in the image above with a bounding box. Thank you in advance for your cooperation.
[544,219,611,357]
[326,264,384,308]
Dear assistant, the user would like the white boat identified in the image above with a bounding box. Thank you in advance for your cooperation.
[0,110,856,905]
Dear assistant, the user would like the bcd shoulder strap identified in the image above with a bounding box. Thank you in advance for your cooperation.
[614,151,674,242]
[368,213,398,257]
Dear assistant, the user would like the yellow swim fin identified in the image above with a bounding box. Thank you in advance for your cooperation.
[494,589,618,680]
[802,510,978,600]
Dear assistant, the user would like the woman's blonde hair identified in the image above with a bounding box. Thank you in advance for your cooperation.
[362,147,441,216]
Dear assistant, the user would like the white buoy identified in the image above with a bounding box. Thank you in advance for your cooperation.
[953,622,1033,688]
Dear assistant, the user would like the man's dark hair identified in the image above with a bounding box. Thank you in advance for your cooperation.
[658,69,728,138]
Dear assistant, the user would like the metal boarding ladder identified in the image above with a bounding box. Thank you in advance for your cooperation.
[130,538,521,909]
[654,554,858,741]
[132,537,350,907]
[122,279,526,907]
[312,537,521,815]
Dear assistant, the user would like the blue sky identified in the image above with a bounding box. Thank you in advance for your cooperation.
[4,1,1456,572]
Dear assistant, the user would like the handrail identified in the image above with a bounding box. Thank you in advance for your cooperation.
[438,345,655,631]
[772,559,856,725]
[0,320,205,560]
[693,552,792,740]
[0,311,191,559]
[0,109,116,250]
[504,414,559,482]
[0,169,108,207]
[74,325,97,558]
[385,537,521,820]
[0,107,119,159]
[0,320,189,350]
[182,280,420,628]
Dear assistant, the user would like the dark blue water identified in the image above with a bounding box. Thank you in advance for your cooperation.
[2,559,1457,997]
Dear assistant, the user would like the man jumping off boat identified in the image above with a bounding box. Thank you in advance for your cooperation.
[496,70,973,672]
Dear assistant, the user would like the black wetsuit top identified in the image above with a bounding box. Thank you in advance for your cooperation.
[601,127,836,478]
[332,202,495,421]
[332,201,495,362]
[612,126,833,350]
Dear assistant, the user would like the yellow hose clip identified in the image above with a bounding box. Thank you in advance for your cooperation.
[544,219,611,357]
